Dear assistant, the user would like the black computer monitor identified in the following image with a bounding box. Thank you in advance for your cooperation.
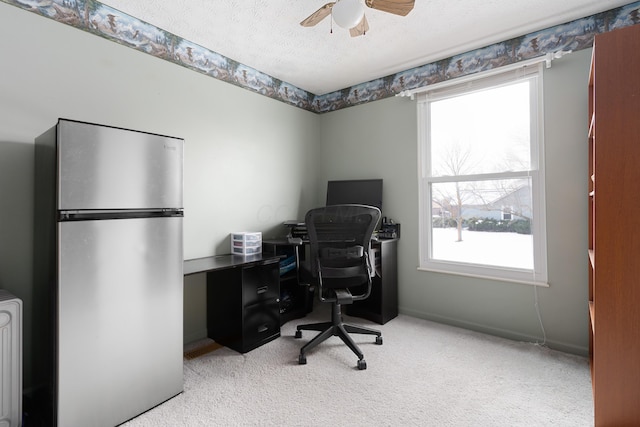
[326,179,383,211]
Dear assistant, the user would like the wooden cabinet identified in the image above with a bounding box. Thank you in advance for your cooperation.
[205,258,281,353]
[588,24,640,426]
[347,238,398,324]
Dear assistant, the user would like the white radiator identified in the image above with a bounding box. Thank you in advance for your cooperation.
[0,290,22,427]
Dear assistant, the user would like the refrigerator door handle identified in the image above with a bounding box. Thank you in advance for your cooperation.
[59,209,184,221]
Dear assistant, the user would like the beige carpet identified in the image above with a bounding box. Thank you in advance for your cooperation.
[124,305,593,426]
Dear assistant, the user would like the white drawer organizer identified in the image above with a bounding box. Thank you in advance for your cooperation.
[0,290,22,427]
[230,232,262,256]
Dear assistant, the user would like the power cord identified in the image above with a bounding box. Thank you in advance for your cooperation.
[533,284,547,346]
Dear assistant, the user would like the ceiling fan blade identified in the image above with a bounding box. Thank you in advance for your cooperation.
[349,15,370,37]
[300,2,335,27]
[365,0,415,16]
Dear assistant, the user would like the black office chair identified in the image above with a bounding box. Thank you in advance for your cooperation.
[295,204,382,370]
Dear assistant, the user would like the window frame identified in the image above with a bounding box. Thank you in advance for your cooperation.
[417,63,548,286]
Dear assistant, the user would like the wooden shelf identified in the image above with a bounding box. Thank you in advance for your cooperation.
[588,24,640,426]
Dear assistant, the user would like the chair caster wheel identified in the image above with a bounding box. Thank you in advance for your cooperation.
[357,359,367,370]
[295,330,302,339]
[376,336,383,345]
[299,354,307,365]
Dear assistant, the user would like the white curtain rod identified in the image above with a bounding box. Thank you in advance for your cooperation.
[396,50,572,99]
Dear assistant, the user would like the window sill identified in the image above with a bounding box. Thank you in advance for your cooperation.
[417,266,549,287]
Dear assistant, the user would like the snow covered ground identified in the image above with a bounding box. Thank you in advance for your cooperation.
[432,228,533,269]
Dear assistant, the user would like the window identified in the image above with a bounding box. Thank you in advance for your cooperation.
[417,64,547,285]
[501,208,513,221]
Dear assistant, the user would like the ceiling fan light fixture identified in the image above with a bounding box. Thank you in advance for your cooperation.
[332,0,365,29]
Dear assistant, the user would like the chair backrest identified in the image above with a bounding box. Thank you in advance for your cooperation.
[305,204,381,288]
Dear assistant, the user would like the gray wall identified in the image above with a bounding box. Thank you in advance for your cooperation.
[319,50,590,355]
[0,3,321,390]
[0,0,591,393]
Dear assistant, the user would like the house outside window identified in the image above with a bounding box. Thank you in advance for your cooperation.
[501,208,513,221]
[417,64,547,285]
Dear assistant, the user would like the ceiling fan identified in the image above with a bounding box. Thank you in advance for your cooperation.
[300,0,415,37]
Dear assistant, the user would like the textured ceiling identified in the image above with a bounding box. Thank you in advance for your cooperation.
[99,0,633,95]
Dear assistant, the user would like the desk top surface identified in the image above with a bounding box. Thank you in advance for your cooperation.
[185,237,398,276]
[263,237,397,245]
[183,253,280,276]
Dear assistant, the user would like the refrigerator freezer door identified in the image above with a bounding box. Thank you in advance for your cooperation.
[57,217,183,426]
[57,120,183,210]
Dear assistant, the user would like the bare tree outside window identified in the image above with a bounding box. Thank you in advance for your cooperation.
[431,142,478,242]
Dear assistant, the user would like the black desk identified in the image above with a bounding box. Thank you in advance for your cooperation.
[262,237,399,325]
[184,253,279,276]
[262,239,315,325]
[347,238,398,324]
[184,254,281,353]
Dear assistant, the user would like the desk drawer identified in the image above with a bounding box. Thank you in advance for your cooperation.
[243,301,280,352]
[242,262,279,307]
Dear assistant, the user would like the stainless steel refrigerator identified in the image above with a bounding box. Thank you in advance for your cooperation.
[34,119,184,426]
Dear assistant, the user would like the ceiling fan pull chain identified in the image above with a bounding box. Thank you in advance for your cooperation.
[330,10,333,34]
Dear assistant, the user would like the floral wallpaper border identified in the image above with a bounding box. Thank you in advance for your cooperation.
[3,0,640,113]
